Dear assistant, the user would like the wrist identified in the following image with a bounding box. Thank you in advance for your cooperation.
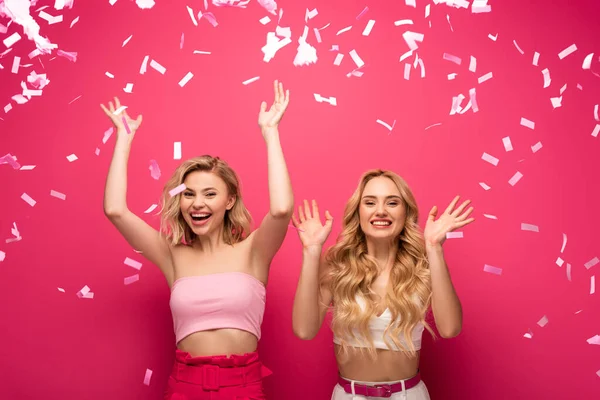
[303,245,322,257]
[425,242,443,253]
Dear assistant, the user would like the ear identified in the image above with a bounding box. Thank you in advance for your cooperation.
[226,195,236,210]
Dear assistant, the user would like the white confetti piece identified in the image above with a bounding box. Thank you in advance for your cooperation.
[150,59,166,74]
[113,106,128,115]
[591,276,595,294]
[105,72,114,78]
[21,193,36,207]
[469,56,476,72]
[122,34,132,47]
[50,190,66,200]
[483,214,497,220]
[193,50,211,55]
[521,223,539,232]
[124,274,140,285]
[542,68,551,88]
[136,0,156,10]
[314,93,337,106]
[478,72,492,84]
[313,28,322,43]
[333,53,343,66]
[417,59,425,78]
[446,232,463,239]
[402,31,424,51]
[259,16,271,25]
[140,55,149,74]
[0,250,4,261]
[502,137,513,152]
[293,34,317,66]
[404,63,411,80]
[556,257,564,267]
[472,0,491,13]
[68,95,82,105]
[178,72,194,87]
[102,127,114,144]
[424,123,442,130]
[362,20,375,36]
[566,263,572,281]
[376,119,396,132]
[143,368,153,386]
[169,183,187,197]
[443,53,461,65]
[446,14,453,32]
[467,88,478,112]
[187,6,198,26]
[488,33,498,41]
[560,233,568,253]
[585,257,599,270]
[594,105,599,122]
[349,49,364,68]
[66,154,78,162]
[513,40,524,55]
[57,287,65,292]
[399,50,413,62]
[533,52,540,66]
[582,53,594,69]
[479,182,491,191]
[19,165,35,170]
[261,32,292,62]
[405,0,416,7]
[124,257,142,270]
[425,4,430,18]
[123,83,134,93]
[520,117,535,130]
[523,330,533,339]
[537,316,548,327]
[531,142,543,153]
[592,124,600,138]
[4,104,12,113]
[482,152,499,166]
[70,16,79,28]
[144,204,158,214]
[508,171,523,186]
[587,335,600,345]
[448,73,457,80]
[394,19,413,26]
[560,84,567,95]
[95,148,100,156]
[11,56,20,74]
[174,142,182,160]
[558,44,577,60]
[76,285,94,299]
[551,96,562,109]
[242,76,260,85]
[336,26,352,35]
[483,264,502,275]
[3,32,21,48]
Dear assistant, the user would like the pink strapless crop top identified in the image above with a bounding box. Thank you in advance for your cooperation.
[169,272,266,343]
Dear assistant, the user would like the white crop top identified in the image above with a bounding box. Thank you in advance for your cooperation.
[333,295,424,351]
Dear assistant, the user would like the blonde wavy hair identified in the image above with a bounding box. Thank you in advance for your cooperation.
[159,155,252,246]
[325,170,434,358]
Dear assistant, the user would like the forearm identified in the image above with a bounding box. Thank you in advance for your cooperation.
[428,244,463,337]
[264,127,294,217]
[103,137,131,216]
[292,247,323,339]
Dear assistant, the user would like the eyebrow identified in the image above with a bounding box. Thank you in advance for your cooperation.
[184,187,219,192]
[361,195,402,200]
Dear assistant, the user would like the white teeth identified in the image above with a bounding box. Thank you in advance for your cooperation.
[372,221,391,226]
[192,213,210,217]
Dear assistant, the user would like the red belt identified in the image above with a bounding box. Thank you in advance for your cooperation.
[337,373,421,398]
[171,360,269,391]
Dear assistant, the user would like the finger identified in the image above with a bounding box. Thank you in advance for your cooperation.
[444,195,460,215]
[428,206,438,221]
[298,204,306,223]
[291,214,300,228]
[273,80,279,104]
[451,199,471,217]
[324,210,333,231]
[260,101,267,113]
[312,199,320,221]
[136,114,143,128]
[114,97,121,109]
[108,101,115,113]
[278,81,284,103]
[455,218,475,228]
[284,89,290,107]
[303,199,312,219]
[100,103,111,117]
[456,206,474,221]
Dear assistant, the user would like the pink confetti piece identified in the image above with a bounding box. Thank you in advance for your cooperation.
[95,148,100,156]
[0,251,5,262]
[140,55,149,74]
[69,16,79,28]
[57,287,65,293]
[478,72,492,84]
[21,193,36,207]
[0,153,20,169]
[333,53,344,66]
[257,0,277,15]
[336,26,352,35]
[124,274,140,285]
[402,31,424,51]
[443,53,461,65]
[313,28,322,43]
[585,257,599,270]
[561,233,568,253]
[531,142,543,153]
[186,6,198,26]
[11,56,20,74]
[3,32,21,48]
[566,263,572,281]
[559,84,567,95]
[558,43,577,60]
[483,264,502,275]
[479,182,491,190]
[542,68,551,88]
[57,50,77,62]
[144,204,158,214]
[174,142,182,160]
[349,49,364,68]
[587,335,600,345]
[193,50,211,55]
[356,6,369,20]
[122,116,131,134]
[594,105,599,122]
[376,119,396,132]
[68,95,82,105]
[508,171,523,186]
[404,63,411,80]
[66,154,78,162]
[394,19,414,26]
[76,285,93,299]
[169,184,187,197]
[502,137,513,151]
[143,368,153,386]
[122,34,133,47]
[513,40,524,55]
[483,214,497,219]
[591,276,595,294]
[533,52,540,66]
[537,316,548,327]
[102,127,114,144]
[178,72,194,87]
[520,117,535,130]
[242,76,260,85]
[582,53,594,69]
[4,104,12,113]
[50,190,66,200]
[446,232,463,239]
[592,125,600,138]
[288,224,304,233]
[469,56,476,72]
[124,257,142,270]
[399,50,413,63]
[551,96,562,109]
[556,257,564,267]
[6,222,22,244]
[150,59,166,74]
[149,160,161,180]
[424,123,442,130]
[521,223,539,232]
[362,20,375,36]
[0,22,6,34]
[19,165,35,171]
[446,15,454,32]
[198,11,219,27]
[481,152,499,166]
[417,59,426,78]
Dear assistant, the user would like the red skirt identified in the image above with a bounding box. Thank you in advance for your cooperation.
[164,350,272,400]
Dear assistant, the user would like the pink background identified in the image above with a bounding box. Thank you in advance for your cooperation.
[1,0,599,399]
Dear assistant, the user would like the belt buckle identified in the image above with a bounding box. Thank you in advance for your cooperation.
[202,365,220,391]
[370,384,393,398]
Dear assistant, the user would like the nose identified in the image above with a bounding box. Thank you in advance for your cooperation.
[192,196,205,209]
[375,203,387,216]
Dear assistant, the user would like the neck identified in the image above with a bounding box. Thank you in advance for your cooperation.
[366,238,398,270]
[194,226,226,253]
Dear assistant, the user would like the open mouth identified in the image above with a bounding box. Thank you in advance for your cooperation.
[371,220,392,227]
[191,213,211,223]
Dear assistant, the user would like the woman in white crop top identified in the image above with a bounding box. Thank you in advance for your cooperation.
[291,170,474,399]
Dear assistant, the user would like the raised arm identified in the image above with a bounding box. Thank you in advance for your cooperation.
[291,200,334,340]
[250,81,294,273]
[101,98,174,284]
[423,196,475,338]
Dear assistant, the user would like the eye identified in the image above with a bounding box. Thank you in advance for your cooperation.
[205,192,216,197]
[388,202,398,206]
[365,201,375,206]
[183,192,194,197]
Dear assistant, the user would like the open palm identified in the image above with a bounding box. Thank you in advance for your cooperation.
[424,196,475,247]
[291,199,333,249]
[258,80,290,131]
[100,97,143,141]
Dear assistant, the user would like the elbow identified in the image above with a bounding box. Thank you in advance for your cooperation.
[293,327,316,341]
[104,206,126,219]
[439,325,462,339]
[270,207,294,219]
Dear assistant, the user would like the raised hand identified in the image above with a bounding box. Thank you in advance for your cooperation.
[424,196,475,247]
[291,199,333,250]
[258,80,290,133]
[100,97,143,141]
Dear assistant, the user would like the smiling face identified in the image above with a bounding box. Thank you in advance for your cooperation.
[358,176,407,241]
[179,170,236,238]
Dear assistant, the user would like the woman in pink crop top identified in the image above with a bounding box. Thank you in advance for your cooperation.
[291,170,475,399]
[101,81,294,400]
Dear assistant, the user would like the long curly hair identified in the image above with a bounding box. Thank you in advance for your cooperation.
[325,170,434,358]
[159,155,252,246]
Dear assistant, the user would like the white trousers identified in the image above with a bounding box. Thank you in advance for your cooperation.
[331,378,431,400]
